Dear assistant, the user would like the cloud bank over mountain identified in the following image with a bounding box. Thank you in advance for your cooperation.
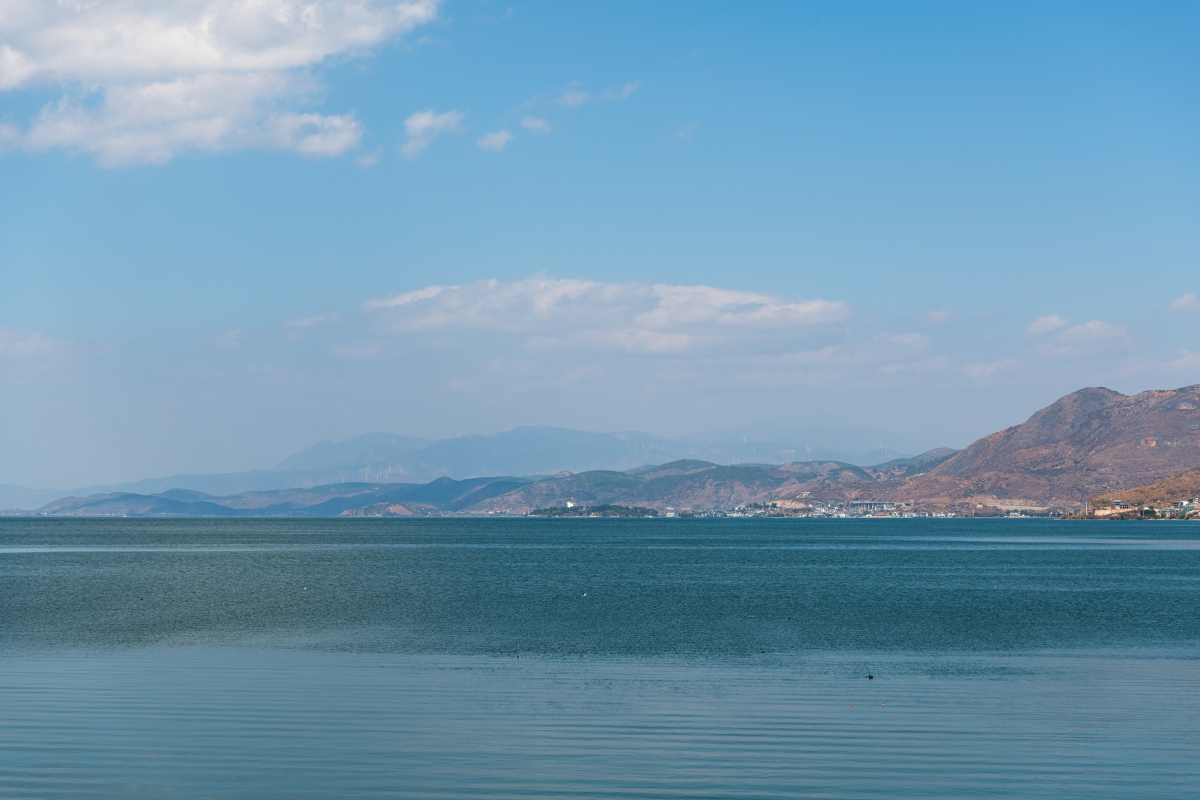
[7,269,1194,489]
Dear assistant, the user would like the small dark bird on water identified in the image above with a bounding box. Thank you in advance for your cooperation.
[868,675,874,680]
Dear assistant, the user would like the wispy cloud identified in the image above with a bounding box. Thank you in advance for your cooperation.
[603,83,640,101]
[355,150,383,168]
[200,330,243,350]
[674,122,699,141]
[961,358,1019,379]
[877,356,952,375]
[521,116,551,134]
[0,327,68,358]
[1165,350,1200,371]
[1024,314,1069,336]
[364,277,853,353]
[400,109,464,159]
[916,309,961,326]
[0,0,440,166]
[281,314,340,329]
[747,334,933,379]
[558,87,589,107]
[1166,293,1200,313]
[1033,320,1130,358]
[477,129,513,151]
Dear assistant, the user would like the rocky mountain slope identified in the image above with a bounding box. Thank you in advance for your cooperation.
[1093,467,1200,508]
[799,385,1200,510]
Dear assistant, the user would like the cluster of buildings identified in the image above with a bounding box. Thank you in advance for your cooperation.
[1093,498,1199,519]
[666,502,958,519]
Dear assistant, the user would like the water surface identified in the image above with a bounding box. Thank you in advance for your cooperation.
[1,518,1197,798]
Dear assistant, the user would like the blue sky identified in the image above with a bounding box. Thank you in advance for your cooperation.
[2,0,1199,487]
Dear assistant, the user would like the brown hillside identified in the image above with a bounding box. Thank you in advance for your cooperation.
[1095,467,1200,507]
[808,385,1200,509]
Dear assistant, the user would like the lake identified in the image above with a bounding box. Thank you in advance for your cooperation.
[1,518,1197,798]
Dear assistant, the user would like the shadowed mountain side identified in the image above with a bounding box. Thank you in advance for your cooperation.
[797,385,1200,510]
[30,493,253,517]
[470,460,880,514]
[867,448,960,478]
[11,476,532,517]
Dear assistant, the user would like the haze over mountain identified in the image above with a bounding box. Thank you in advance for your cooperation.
[0,426,915,510]
[12,384,1200,517]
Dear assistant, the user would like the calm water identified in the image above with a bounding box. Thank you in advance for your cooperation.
[1,518,1197,798]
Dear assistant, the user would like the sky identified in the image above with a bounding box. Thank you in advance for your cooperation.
[1,0,1199,488]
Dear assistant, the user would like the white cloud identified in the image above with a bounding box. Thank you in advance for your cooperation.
[520,116,551,134]
[961,358,1019,379]
[674,122,698,141]
[477,129,513,151]
[637,283,850,329]
[0,327,67,358]
[1166,293,1200,313]
[363,284,447,310]
[0,0,440,165]
[400,108,463,158]
[1024,314,1069,336]
[363,277,852,353]
[1034,320,1130,358]
[558,87,589,107]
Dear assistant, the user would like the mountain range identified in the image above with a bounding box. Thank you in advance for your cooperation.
[9,384,1200,517]
[0,427,914,510]
[18,477,533,518]
[3,450,955,518]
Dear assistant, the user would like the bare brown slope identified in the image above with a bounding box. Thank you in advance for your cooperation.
[1094,467,1200,507]
[810,385,1200,509]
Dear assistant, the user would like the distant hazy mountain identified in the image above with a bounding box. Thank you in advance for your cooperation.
[0,425,923,511]
[274,428,684,481]
[13,448,979,517]
[271,433,433,473]
[470,460,849,514]
[0,484,64,511]
[15,385,1200,516]
[8,476,531,517]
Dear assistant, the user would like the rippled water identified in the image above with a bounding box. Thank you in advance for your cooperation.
[1,518,1197,798]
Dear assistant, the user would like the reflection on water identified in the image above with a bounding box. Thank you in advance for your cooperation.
[1,518,1197,798]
